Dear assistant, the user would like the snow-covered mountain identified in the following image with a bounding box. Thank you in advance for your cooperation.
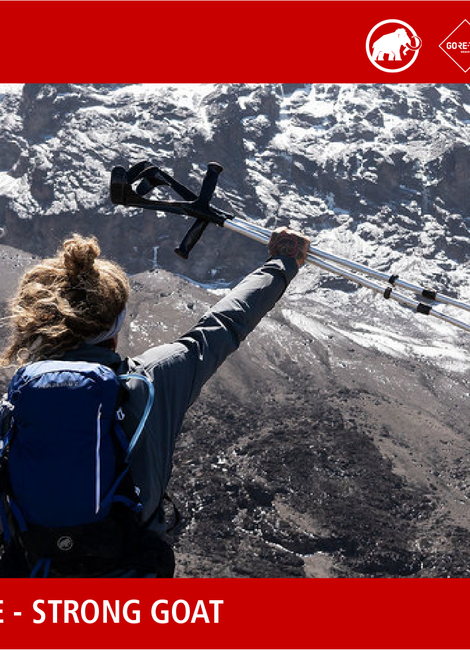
[2,83,470,298]
[1,83,470,577]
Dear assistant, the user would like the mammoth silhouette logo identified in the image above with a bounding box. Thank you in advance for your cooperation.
[366,20,422,72]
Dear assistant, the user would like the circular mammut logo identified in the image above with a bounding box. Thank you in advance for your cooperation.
[366,19,422,72]
[57,535,74,552]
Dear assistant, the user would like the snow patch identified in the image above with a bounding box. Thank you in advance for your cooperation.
[282,309,334,341]
[0,84,24,100]
[0,172,25,195]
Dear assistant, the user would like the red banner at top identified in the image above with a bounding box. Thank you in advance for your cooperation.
[1,1,470,82]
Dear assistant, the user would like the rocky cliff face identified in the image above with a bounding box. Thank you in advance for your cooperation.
[1,83,470,577]
[1,84,470,280]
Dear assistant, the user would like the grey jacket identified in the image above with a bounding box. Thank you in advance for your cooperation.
[62,257,298,530]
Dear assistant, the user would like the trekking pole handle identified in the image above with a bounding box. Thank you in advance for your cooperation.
[174,163,224,258]
[174,219,208,259]
[197,162,223,207]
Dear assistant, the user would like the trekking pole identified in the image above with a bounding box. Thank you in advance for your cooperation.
[110,161,470,335]
[222,218,470,335]
[225,218,470,315]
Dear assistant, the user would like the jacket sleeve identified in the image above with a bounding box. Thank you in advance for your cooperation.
[133,256,298,409]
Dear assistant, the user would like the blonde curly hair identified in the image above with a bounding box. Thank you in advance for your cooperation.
[1,234,130,366]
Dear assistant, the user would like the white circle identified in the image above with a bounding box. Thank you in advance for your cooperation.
[366,19,421,73]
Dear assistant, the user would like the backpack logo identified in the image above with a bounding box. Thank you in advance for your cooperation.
[366,20,422,72]
[57,536,74,552]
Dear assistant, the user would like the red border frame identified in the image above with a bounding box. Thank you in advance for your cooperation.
[2,2,470,648]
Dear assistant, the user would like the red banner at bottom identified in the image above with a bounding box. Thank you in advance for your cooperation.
[0,578,468,649]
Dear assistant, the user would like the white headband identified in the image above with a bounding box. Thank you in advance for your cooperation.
[87,308,127,345]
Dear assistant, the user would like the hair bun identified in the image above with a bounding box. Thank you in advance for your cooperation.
[62,234,101,278]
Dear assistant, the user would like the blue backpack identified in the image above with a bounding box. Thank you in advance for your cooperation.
[0,360,154,577]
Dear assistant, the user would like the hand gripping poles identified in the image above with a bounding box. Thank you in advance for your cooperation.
[110,161,470,335]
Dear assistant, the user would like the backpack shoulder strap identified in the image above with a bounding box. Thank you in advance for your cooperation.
[0,394,14,452]
[0,391,17,542]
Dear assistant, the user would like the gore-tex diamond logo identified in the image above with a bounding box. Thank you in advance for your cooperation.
[440,19,470,72]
